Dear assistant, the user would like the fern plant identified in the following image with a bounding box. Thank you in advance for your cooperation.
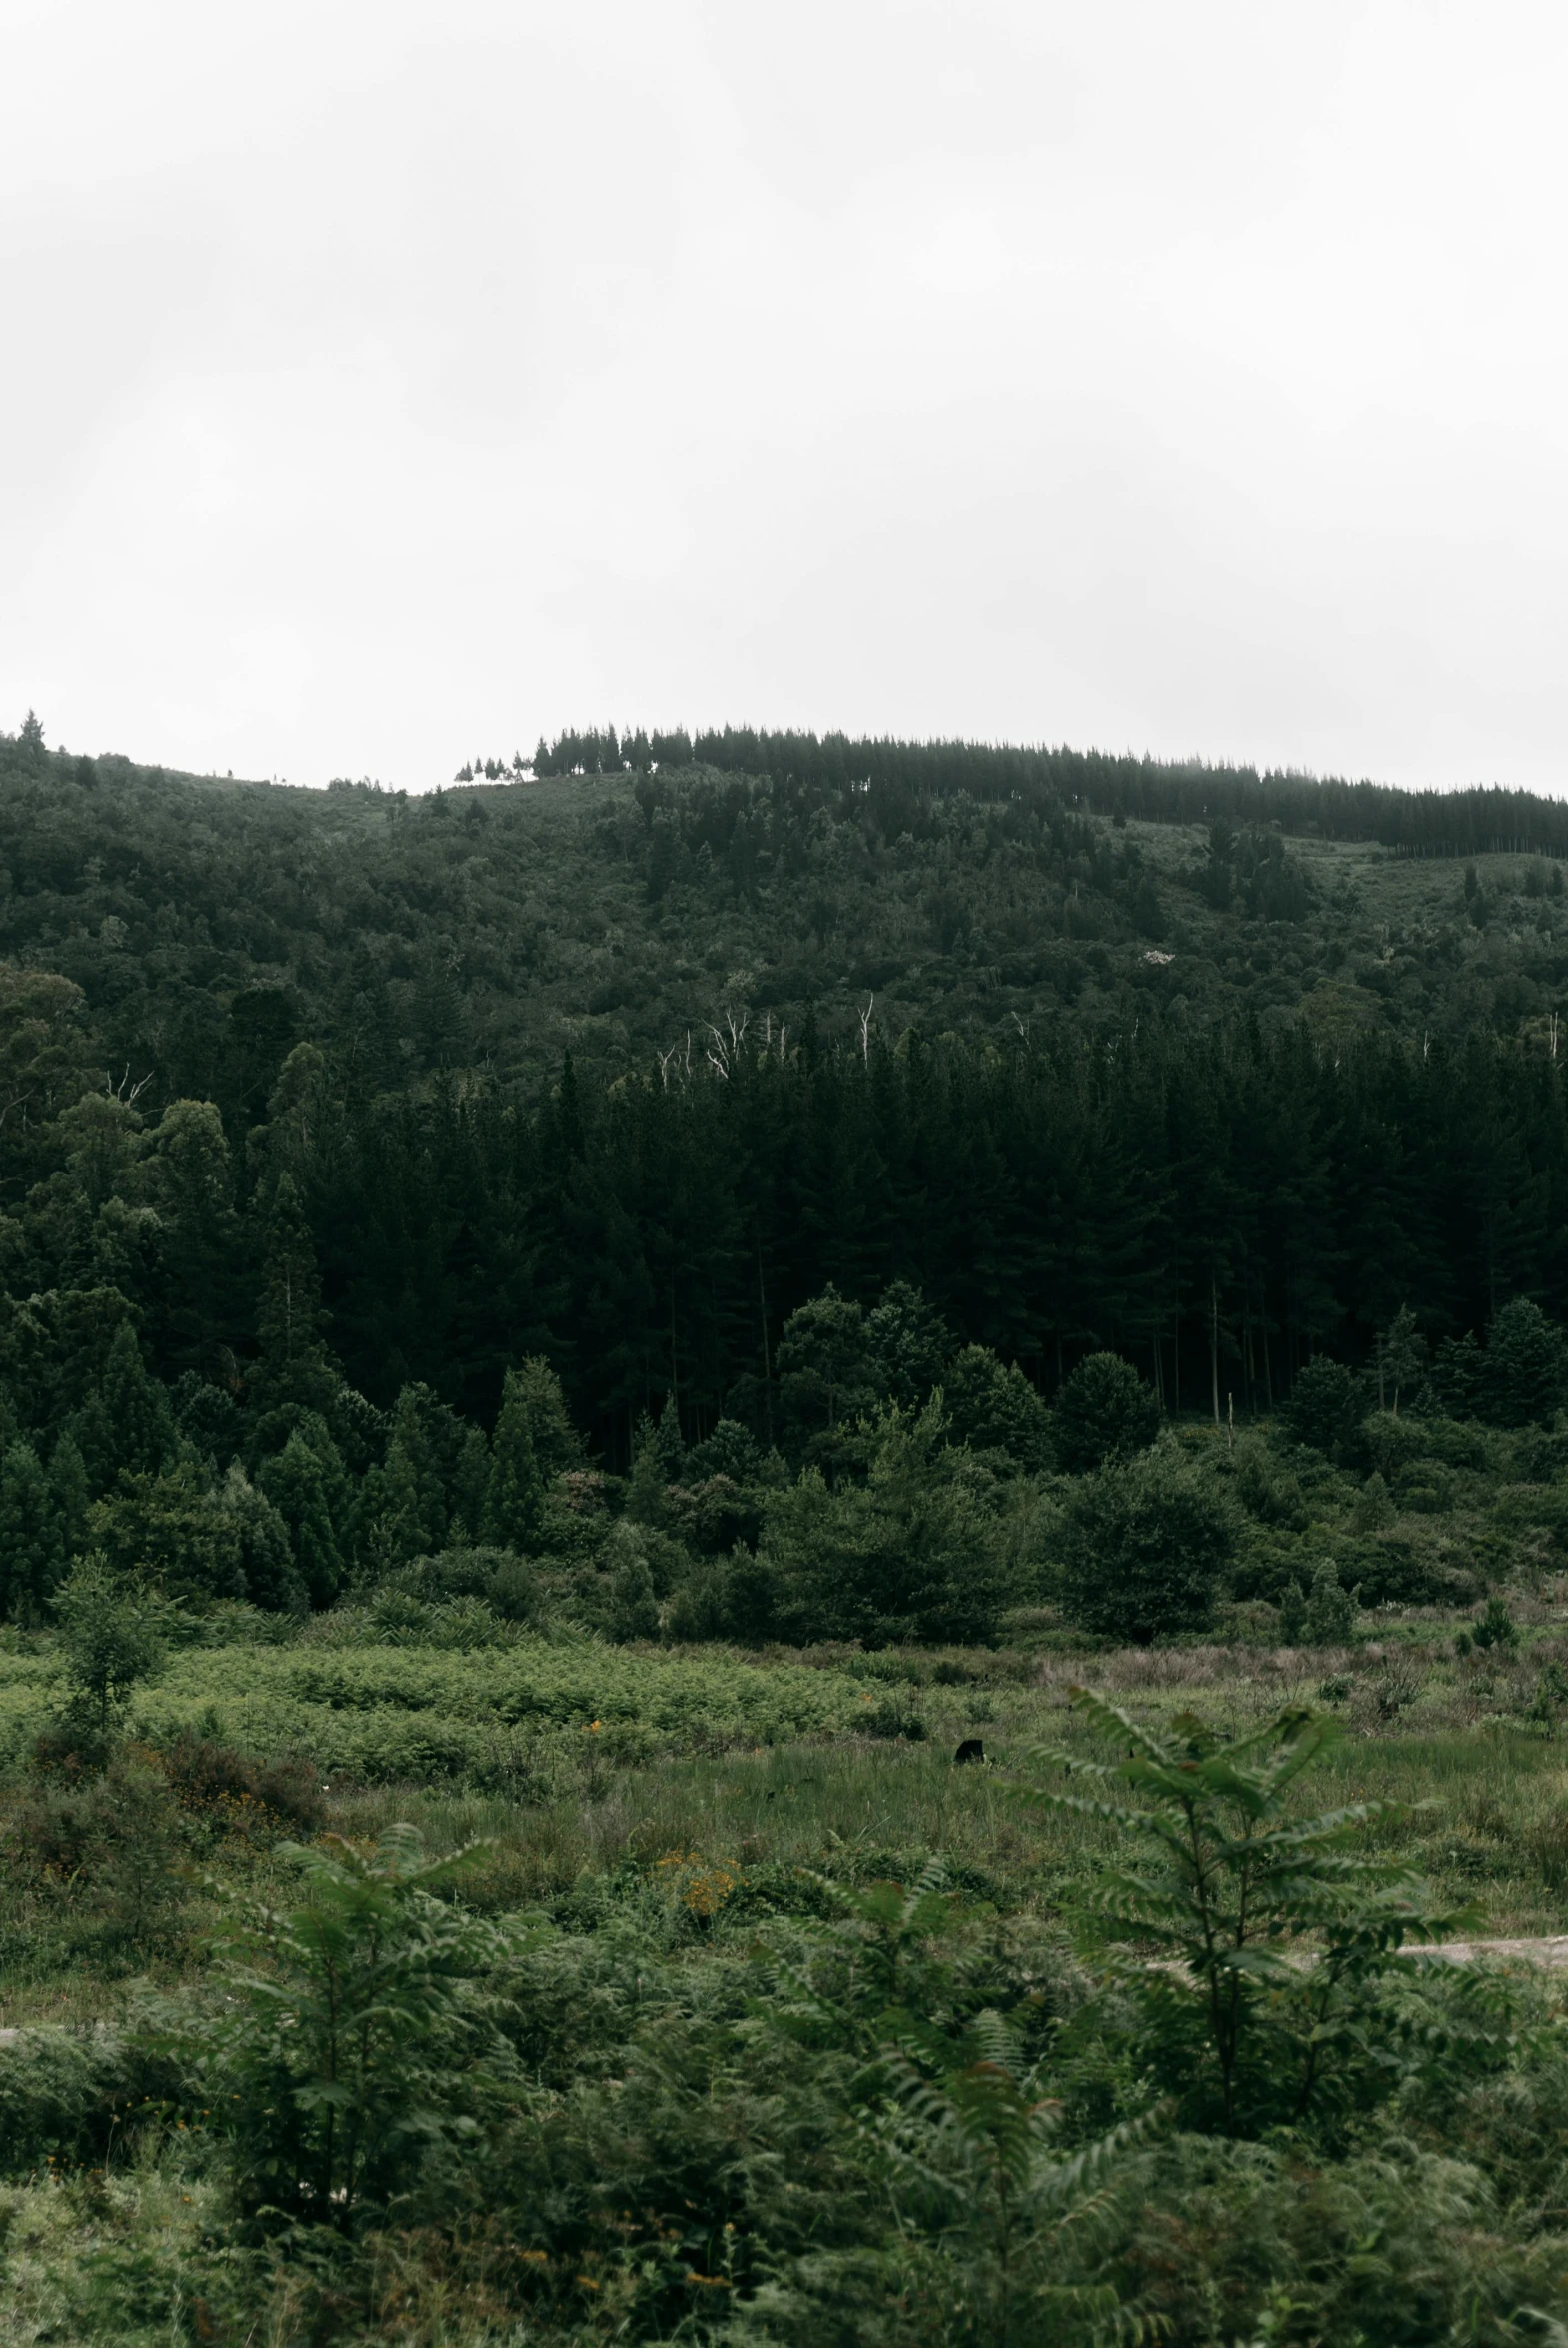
[1022,1689,1469,2136]
[872,2003,1155,2347]
[206,1823,538,2232]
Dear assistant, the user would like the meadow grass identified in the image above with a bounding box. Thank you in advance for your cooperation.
[8,1606,1568,2011]
[12,1608,1568,2343]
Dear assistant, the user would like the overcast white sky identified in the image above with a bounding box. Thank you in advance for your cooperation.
[4,0,1566,793]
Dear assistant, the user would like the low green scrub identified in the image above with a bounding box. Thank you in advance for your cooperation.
[0,2019,186,2175]
[0,1632,879,1786]
[10,1682,1568,2345]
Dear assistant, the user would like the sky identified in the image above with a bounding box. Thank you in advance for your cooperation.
[4,0,1567,794]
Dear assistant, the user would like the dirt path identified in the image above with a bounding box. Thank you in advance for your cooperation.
[1402,1935,1568,1967]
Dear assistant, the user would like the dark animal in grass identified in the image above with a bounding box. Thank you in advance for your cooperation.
[954,1738,986,1766]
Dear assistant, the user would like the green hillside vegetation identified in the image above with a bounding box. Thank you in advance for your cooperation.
[13,710,1568,2339]
[6,716,1568,1109]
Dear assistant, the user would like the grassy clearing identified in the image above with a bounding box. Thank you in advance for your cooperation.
[12,1597,1568,2340]
[8,1600,1568,1985]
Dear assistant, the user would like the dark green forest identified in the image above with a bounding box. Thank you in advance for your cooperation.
[4,711,1568,1484]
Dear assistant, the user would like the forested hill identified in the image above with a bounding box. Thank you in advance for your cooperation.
[3,717,1568,1105]
[5,711,1568,1469]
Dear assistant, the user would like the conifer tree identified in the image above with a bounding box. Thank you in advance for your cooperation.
[220,1463,305,1613]
[358,1442,428,1572]
[0,1439,63,1621]
[452,1424,490,1542]
[483,1368,545,1549]
[253,1173,339,1413]
[507,1357,583,1479]
[608,1547,659,1642]
[626,1398,683,1527]
[258,1430,343,1607]
[98,1321,175,1479]
[48,1431,89,1558]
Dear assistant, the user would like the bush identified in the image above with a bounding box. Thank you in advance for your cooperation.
[1336,1533,1477,1609]
[156,1731,325,1842]
[1278,1559,1358,1646]
[1233,1433,1308,1530]
[48,1557,164,1761]
[663,1562,729,1643]
[666,1473,763,1555]
[664,1546,780,1646]
[1397,1459,1460,1514]
[1365,1410,1497,1478]
[760,1400,1004,1646]
[1050,1352,1159,1473]
[1058,1440,1236,1642]
[5,1753,187,1949]
[377,1544,539,1616]
[0,2025,185,2175]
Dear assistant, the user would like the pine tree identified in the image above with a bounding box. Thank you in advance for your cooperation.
[0,1440,63,1622]
[866,1279,953,1408]
[626,1398,683,1528]
[258,1431,344,1607]
[253,1173,339,1413]
[452,1424,490,1543]
[220,1463,306,1613]
[357,1442,428,1572]
[507,1357,583,1479]
[48,1432,89,1559]
[483,1368,545,1549]
[98,1321,175,1479]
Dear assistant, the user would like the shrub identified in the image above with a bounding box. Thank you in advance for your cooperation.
[1345,1533,1478,1609]
[1397,1459,1460,1513]
[1050,1352,1159,1473]
[1233,1433,1308,1530]
[0,2025,185,2175]
[1058,1441,1235,1642]
[157,1731,325,1842]
[1365,1410,1497,1478]
[1278,1558,1358,1646]
[49,1556,164,1759]
[666,1472,763,1555]
[664,1546,779,1646]
[6,1753,187,1949]
[663,1562,730,1643]
[384,1545,541,1623]
[760,1400,1003,1646]
[859,1689,927,1740]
